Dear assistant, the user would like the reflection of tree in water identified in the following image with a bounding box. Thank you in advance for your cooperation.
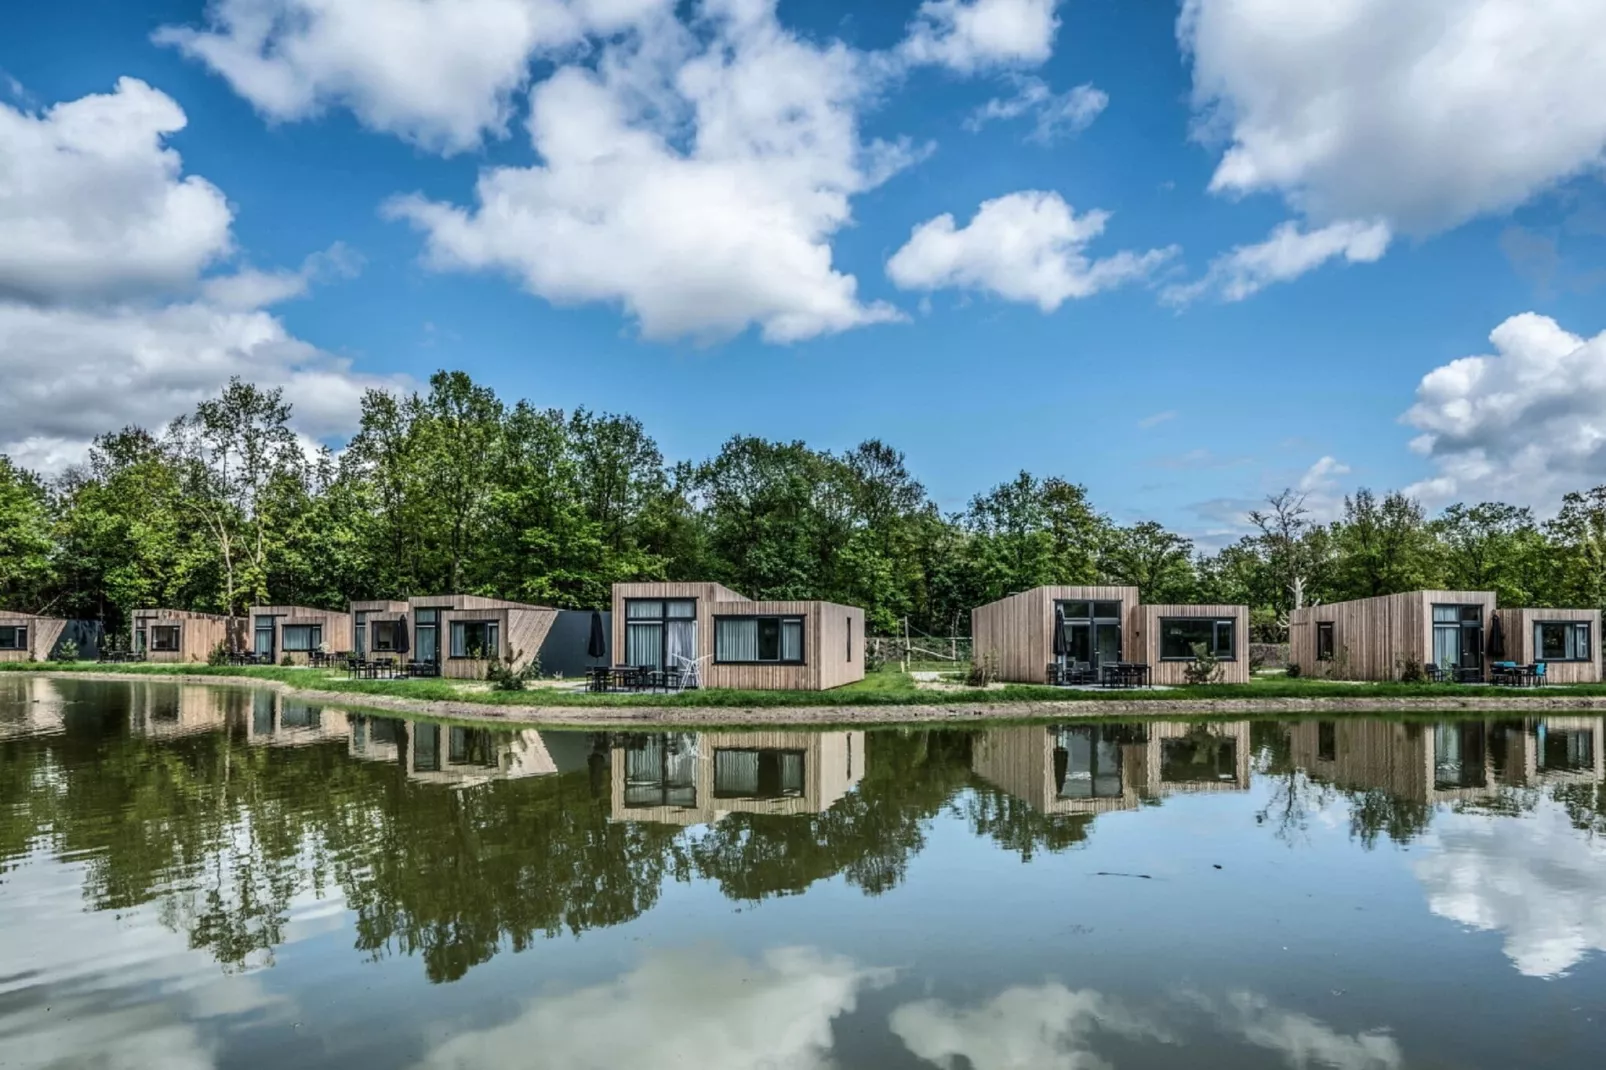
[964,787,1094,861]
[1252,720,1339,847]
[688,730,975,900]
[1554,781,1606,837]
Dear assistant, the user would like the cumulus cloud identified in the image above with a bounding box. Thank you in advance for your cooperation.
[416,946,891,1069]
[890,983,1171,1070]
[1414,799,1606,978]
[387,0,913,343]
[201,241,364,309]
[1199,991,1402,1070]
[965,76,1106,143]
[1178,0,1606,234]
[0,77,233,304]
[900,0,1062,73]
[1163,218,1391,304]
[155,0,671,154]
[1402,313,1606,508]
[886,191,1176,311]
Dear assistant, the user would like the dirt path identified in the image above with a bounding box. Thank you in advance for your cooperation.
[17,669,1606,728]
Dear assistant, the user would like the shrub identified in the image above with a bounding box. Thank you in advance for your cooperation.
[1285,662,1302,679]
[966,652,999,688]
[1397,656,1426,684]
[865,645,885,674]
[1183,642,1223,685]
[207,641,230,666]
[487,649,539,691]
[51,639,79,663]
[280,654,295,667]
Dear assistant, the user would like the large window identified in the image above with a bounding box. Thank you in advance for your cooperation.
[1535,621,1592,662]
[1057,600,1123,667]
[150,625,180,652]
[450,620,500,659]
[282,625,322,652]
[1055,726,1125,800]
[371,620,400,652]
[1159,618,1236,660]
[625,599,697,670]
[415,609,440,664]
[1432,605,1483,670]
[0,626,26,651]
[253,619,274,656]
[622,734,698,809]
[715,616,804,664]
[450,727,499,768]
[1316,621,1335,661]
[353,611,368,656]
[414,723,441,772]
[714,749,805,799]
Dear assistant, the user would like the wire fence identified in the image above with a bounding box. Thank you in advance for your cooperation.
[867,636,973,668]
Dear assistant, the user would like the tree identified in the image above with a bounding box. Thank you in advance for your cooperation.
[0,455,54,610]
[1330,489,1434,599]
[1100,521,1196,602]
[1546,486,1606,612]
[1432,502,1545,605]
[415,371,505,594]
[1248,488,1313,612]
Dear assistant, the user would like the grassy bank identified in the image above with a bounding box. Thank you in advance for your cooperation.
[9,660,1606,709]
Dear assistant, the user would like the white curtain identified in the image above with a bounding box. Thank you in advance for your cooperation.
[1433,626,1459,668]
[667,620,697,668]
[717,619,758,661]
[715,750,760,795]
[626,600,663,620]
[781,620,802,662]
[626,623,661,668]
[778,752,804,794]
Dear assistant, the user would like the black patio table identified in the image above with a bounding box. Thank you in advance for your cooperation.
[1101,663,1150,689]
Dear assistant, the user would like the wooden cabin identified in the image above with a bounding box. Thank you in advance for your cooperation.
[1289,592,1601,682]
[404,595,556,680]
[970,586,1249,685]
[349,599,410,660]
[248,605,352,665]
[0,611,100,662]
[610,730,865,824]
[611,583,865,691]
[131,609,245,663]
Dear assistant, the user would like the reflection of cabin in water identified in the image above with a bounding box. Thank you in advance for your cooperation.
[0,676,67,738]
[345,716,597,787]
[610,731,865,825]
[129,683,229,738]
[1289,718,1605,802]
[970,722,1252,814]
[245,691,351,746]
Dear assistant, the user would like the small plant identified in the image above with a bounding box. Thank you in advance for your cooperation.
[207,641,230,666]
[1183,642,1223,685]
[865,645,885,673]
[280,654,295,667]
[486,649,539,691]
[51,638,79,663]
[966,652,999,688]
[1285,662,1302,679]
[1322,643,1351,680]
[1397,655,1426,683]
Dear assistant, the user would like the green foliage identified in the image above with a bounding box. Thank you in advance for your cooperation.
[1397,656,1426,684]
[1182,642,1223,685]
[280,654,294,667]
[208,642,230,667]
[50,638,78,663]
[966,652,999,688]
[1285,662,1301,678]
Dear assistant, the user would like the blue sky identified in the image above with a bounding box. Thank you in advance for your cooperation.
[3,0,1604,547]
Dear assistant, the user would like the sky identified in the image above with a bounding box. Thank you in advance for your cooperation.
[2,0,1605,550]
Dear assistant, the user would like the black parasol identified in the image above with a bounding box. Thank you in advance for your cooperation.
[588,610,608,663]
[1487,611,1505,661]
[1053,605,1067,658]
[395,614,410,655]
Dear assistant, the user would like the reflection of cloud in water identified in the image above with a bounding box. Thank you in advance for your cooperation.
[1414,801,1606,977]
[890,983,1172,1070]
[417,947,892,1070]
[1197,991,1401,1070]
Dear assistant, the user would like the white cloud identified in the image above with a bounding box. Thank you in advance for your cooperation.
[201,241,364,309]
[155,0,672,154]
[890,983,1172,1070]
[416,946,891,1070]
[0,77,233,304]
[966,76,1106,143]
[1178,0,1606,234]
[1414,799,1606,978]
[1402,313,1606,508]
[1163,218,1390,304]
[387,0,912,343]
[886,190,1177,311]
[1200,991,1402,1070]
[1138,410,1178,429]
[900,0,1062,73]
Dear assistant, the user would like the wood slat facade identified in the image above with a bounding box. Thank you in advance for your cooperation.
[131,608,246,663]
[405,595,558,680]
[970,586,1140,684]
[611,583,866,691]
[348,599,410,658]
[609,730,864,824]
[0,611,66,663]
[249,605,353,665]
[970,725,1148,815]
[1136,604,1252,685]
[1504,607,1604,683]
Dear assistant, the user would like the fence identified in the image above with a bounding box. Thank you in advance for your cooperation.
[1250,643,1289,670]
[867,636,973,668]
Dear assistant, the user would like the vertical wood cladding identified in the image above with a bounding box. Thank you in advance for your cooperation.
[971,586,1141,685]
[131,609,246,663]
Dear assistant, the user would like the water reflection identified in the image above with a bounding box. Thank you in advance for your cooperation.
[5,678,1606,1067]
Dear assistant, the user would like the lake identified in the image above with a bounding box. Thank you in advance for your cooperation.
[2,676,1604,1068]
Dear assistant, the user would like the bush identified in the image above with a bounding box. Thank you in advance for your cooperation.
[966,652,999,688]
[51,639,79,663]
[1183,642,1223,685]
[207,641,230,666]
[1285,662,1301,679]
[486,649,540,691]
[280,654,295,667]
[864,645,885,674]
[1397,656,1426,684]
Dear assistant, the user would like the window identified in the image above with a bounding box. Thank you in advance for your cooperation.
[624,599,697,670]
[1316,621,1335,661]
[415,609,440,664]
[450,727,499,767]
[281,625,322,652]
[414,723,441,772]
[254,619,274,656]
[450,620,500,659]
[371,619,400,652]
[1535,621,1592,662]
[0,626,26,651]
[150,625,180,652]
[134,628,147,653]
[847,616,853,662]
[1432,604,1483,670]
[1318,722,1337,762]
[1159,618,1236,660]
[1057,599,1123,667]
[715,616,804,663]
[714,749,805,799]
[353,611,368,655]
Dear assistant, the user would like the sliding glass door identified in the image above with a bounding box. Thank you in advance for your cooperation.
[1058,600,1123,669]
[1432,605,1483,673]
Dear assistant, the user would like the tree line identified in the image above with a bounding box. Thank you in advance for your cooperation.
[5,370,1606,640]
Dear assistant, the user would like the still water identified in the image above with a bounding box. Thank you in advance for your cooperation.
[3,677,1605,1068]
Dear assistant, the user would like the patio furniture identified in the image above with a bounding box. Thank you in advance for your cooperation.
[1101,662,1149,689]
[1067,662,1097,685]
[1454,666,1484,684]
[1533,661,1547,687]
[1425,664,1446,683]
[1046,662,1062,686]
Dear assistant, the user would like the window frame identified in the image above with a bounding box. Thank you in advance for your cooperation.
[1315,621,1335,661]
[281,624,322,652]
[1534,620,1593,663]
[713,614,807,665]
[449,619,501,660]
[623,598,698,669]
[0,625,26,651]
[149,624,182,652]
[1157,617,1237,661]
[371,619,400,653]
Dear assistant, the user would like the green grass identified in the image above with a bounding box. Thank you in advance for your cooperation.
[8,660,1606,709]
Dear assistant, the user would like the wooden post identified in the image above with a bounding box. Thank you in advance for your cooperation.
[902,617,910,673]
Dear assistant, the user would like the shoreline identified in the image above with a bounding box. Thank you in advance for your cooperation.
[17,668,1606,728]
